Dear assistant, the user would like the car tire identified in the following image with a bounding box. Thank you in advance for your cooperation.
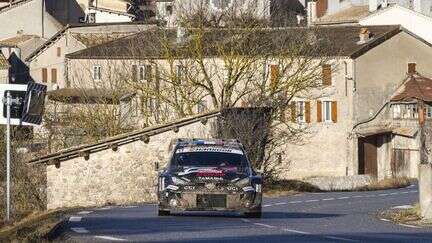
[244,211,262,218]
[158,209,171,216]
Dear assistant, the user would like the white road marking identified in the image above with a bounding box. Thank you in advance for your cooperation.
[410,190,418,193]
[94,236,127,241]
[122,206,138,209]
[379,194,389,196]
[401,192,409,194]
[392,205,414,210]
[322,198,335,201]
[380,218,391,222]
[324,235,359,242]
[254,223,276,228]
[289,201,303,204]
[399,223,422,229]
[337,197,350,200]
[71,227,89,234]
[241,218,251,223]
[305,199,320,202]
[389,192,399,195]
[353,195,363,198]
[274,202,287,205]
[78,211,92,215]
[282,228,311,235]
[263,204,272,207]
[69,216,82,222]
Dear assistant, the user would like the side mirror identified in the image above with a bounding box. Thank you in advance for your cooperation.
[154,162,160,172]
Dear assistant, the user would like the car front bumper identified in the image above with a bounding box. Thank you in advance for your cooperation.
[158,190,262,212]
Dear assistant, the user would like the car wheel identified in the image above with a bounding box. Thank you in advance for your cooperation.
[158,209,171,216]
[244,211,262,218]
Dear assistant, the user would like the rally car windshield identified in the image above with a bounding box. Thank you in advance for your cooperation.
[172,151,247,168]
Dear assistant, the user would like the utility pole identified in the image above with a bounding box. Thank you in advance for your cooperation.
[418,100,432,218]
[4,91,11,221]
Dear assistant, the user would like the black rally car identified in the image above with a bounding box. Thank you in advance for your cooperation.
[156,138,263,218]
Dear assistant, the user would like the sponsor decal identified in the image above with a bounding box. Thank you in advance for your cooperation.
[176,146,243,155]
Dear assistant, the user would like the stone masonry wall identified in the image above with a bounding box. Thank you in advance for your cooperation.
[46,118,216,209]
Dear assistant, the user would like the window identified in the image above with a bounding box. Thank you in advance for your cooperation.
[322,64,332,86]
[139,65,152,81]
[51,68,57,84]
[197,100,207,113]
[166,5,173,15]
[319,100,337,123]
[427,105,432,119]
[93,65,101,80]
[392,104,418,119]
[56,47,61,57]
[297,101,305,123]
[41,68,47,83]
[176,65,186,83]
[322,101,332,122]
[210,0,233,11]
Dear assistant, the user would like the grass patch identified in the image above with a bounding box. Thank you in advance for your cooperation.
[0,208,81,242]
[264,179,321,197]
[380,204,421,224]
[356,177,412,191]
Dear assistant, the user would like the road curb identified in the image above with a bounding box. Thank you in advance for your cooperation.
[45,217,71,241]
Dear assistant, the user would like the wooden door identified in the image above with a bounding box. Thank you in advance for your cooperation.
[358,135,378,176]
[316,0,328,18]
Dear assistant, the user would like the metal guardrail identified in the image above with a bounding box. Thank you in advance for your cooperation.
[27,110,221,166]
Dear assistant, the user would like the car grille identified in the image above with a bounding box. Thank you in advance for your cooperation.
[196,194,227,208]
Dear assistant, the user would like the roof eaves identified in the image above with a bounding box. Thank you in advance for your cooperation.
[350,26,401,59]
[25,25,70,62]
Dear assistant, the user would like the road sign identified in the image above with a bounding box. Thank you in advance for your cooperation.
[1,82,47,222]
[0,83,47,126]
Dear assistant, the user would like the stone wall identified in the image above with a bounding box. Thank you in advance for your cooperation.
[46,117,217,209]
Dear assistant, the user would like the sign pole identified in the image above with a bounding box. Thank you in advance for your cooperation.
[5,91,11,221]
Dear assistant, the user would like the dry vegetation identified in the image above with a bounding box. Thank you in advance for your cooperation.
[356,177,412,191]
[0,208,81,242]
[380,204,421,225]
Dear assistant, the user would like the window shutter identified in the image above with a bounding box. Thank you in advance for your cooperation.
[290,102,296,122]
[305,101,311,123]
[322,64,332,86]
[132,65,138,82]
[51,69,57,83]
[270,65,279,90]
[279,106,286,122]
[42,68,47,83]
[408,63,416,74]
[331,101,338,123]
[317,100,322,122]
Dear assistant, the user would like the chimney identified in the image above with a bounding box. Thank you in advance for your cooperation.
[382,0,388,8]
[358,28,371,44]
[177,26,186,44]
[408,63,416,74]
[369,0,378,12]
[414,0,422,13]
[307,1,317,27]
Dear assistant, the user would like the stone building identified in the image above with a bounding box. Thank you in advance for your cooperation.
[0,0,85,40]
[58,25,432,180]
[156,0,271,27]
[309,0,432,26]
[26,22,157,90]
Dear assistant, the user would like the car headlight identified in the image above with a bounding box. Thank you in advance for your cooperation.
[171,176,188,185]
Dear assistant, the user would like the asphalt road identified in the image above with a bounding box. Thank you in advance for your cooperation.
[58,184,432,242]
